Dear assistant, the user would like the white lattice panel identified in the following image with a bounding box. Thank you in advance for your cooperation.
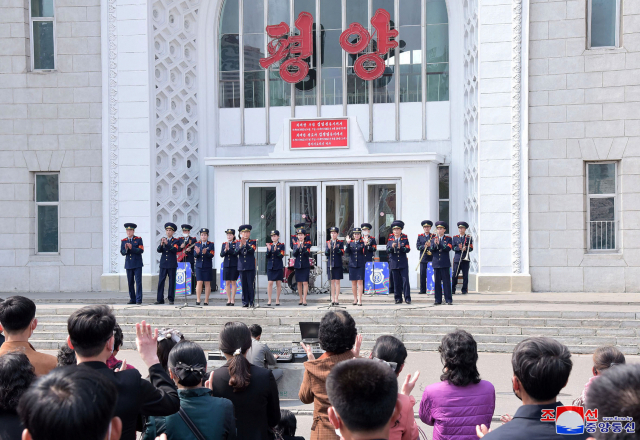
[152,0,201,264]
[463,0,479,272]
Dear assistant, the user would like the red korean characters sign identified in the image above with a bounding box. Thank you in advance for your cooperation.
[290,118,349,150]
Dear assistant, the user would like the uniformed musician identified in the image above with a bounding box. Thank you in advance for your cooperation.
[430,221,453,305]
[220,228,238,306]
[236,224,257,308]
[387,221,411,305]
[120,223,144,305]
[452,221,474,295]
[325,226,344,306]
[290,222,306,248]
[293,227,311,306]
[194,228,214,306]
[266,230,285,306]
[177,224,197,295]
[345,227,366,306]
[416,220,435,294]
[361,223,378,262]
[156,222,179,305]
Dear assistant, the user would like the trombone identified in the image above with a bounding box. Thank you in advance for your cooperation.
[414,235,433,271]
[453,235,471,279]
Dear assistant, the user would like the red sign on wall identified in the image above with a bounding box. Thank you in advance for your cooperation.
[290,118,349,149]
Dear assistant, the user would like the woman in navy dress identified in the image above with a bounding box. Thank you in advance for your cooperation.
[194,228,214,305]
[266,230,285,306]
[325,226,344,305]
[220,228,238,306]
[345,227,366,306]
[293,227,311,306]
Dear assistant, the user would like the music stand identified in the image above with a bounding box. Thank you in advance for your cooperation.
[252,254,272,309]
[176,262,201,309]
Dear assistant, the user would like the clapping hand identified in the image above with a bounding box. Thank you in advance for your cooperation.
[500,414,513,424]
[300,342,315,361]
[476,425,492,438]
[267,242,272,250]
[352,334,363,358]
[205,371,215,390]
[115,359,128,372]
[195,246,200,254]
[401,371,420,396]
[136,321,160,368]
[161,238,167,245]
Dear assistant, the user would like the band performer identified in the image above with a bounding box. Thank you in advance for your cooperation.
[120,223,143,305]
[452,221,474,295]
[430,221,453,305]
[220,228,238,306]
[361,223,378,262]
[345,227,366,306]
[177,224,197,295]
[293,227,311,306]
[325,226,344,306]
[387,221,411,305]
[416,220,435,294]
[194,228,214,305]
[236,224,257,308]
[266,230,285,306]
[155,222,179,305]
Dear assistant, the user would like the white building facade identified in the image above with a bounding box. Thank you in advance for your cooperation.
[0,0,636,293]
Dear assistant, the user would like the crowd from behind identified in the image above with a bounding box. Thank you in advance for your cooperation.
[0,295,638,440]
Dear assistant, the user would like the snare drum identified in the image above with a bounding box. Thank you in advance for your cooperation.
[288,257,296,267]
[309,257,315,267]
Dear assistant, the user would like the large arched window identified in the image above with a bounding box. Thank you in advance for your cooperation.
[218,0,449,145]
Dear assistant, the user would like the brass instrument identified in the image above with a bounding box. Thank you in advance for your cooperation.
[415,234,433,271]
[454,234,471,279]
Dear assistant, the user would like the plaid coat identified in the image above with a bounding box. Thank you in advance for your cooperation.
[298,351,356,440]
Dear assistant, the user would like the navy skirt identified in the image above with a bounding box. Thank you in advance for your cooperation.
[295,267,310,283]
[327,266,343,280]
[223,266,239,281]
[267,268,284,281]
[349,266,365,281]
[196,267,212,282]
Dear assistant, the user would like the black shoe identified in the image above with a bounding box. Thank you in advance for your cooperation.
[462,291,468,295]
[127,300,136,305]
[204,303,208,306]
[195,302,200,305]
[250,303,254,307]
[154,301,165,305]
[433,302,442,305]
[136,303,142,305]
[169,301,174,305]
[406,300,411,305]
[243,304,249,308]
[452,291,456,295]
[303,303,307,306]
[229,303,235,306]
[226,302,230,306]
[419,292,426,294]
[446,302,453,305]
[276,303,280,306]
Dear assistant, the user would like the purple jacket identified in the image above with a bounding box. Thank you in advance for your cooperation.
[419,379,496,440]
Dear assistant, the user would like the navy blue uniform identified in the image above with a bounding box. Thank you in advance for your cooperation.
[325,240,344,280]
[417,233,435,294]
[220,241,239,281]
[387,234,411,303]
[266,242,285,281]
[452,234,474,294]
[236,239,257,306]
[363,236,377,262]
[156,237,179,303]
[194,241,215,282]
[177,235,197,293]
[431,235,453,304]
[293,239,312,283]
[345,239,365,281]
[121,236,144,303]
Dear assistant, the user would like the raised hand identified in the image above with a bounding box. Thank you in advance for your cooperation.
[352,334,363,358]
[135,321,160,368]
[401,371,420,396]
[205,371,215,390]
[195,246,200,254]
[300,342,315,361]
[115,359,128,372]
[476,424,491,438]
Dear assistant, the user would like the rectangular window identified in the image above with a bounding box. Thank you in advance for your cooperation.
[587,162,617,251]
[588,0,620,48]
[30,0,56,70]
[35,173,59,253]
[438,165,449,227]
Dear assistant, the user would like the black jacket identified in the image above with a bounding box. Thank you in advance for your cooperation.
[210,364,281,440]
[0,408,23,440]
[482,402,590,440]
[79,362,180,440]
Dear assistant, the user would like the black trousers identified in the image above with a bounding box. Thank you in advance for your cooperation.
[392,267,411,302]
[419,262,429,293]
[452,260,470,293]
[388,270,394,294]
[434,267,452,304]
[189,262,196,294]
[126,267,142,303]
[240,269,255,306]
[157,267,176,302]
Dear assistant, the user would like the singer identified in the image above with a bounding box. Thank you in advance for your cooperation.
[345,227,366,306]
[293,227,312,306]
[430,221,453,305]
[236,224,257,308]
[387,220,411,305]
[177,224,197,295]
[266,230,285,306]
[452,221,474,295]
[120,222,144,305]
[325,226,344,306]
[155,222,179,305]
[193,228,214,305]
[220,228,238,306]
[361,223,378,262]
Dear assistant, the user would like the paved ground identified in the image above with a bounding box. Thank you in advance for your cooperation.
[41,348,640,440]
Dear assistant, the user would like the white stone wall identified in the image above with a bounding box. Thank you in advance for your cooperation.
[528,0,640,291]
[0,0,102,292]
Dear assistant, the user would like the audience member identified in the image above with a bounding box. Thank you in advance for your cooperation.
[326,358,401,440]
[275,410,305,440]
[299,310,362,440]
[144,341,236,440]
[56,345,77,366]
[17,366,121,440]
[0,296,57,376]
[476,337,589,440]
[246,323,283,381]
[573,345,625,407]
[67,305,180,440]
[106,323,136,371]
[207,321,281,440]
[157,328,184,372]
[586,363,640,440]
[0,352,36,440]
[419,330,494,440]
[369,335,419,440]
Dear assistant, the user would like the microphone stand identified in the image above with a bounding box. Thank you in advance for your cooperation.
[177,240,201,309]
[253,246,272,309]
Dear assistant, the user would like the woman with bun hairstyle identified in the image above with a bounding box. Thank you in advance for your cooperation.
[143,341,237,440]
[207,322,281,440]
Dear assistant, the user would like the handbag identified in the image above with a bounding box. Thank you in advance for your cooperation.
[178,407,207,440]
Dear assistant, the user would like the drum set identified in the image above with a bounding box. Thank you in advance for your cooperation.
[283,257,324,293]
